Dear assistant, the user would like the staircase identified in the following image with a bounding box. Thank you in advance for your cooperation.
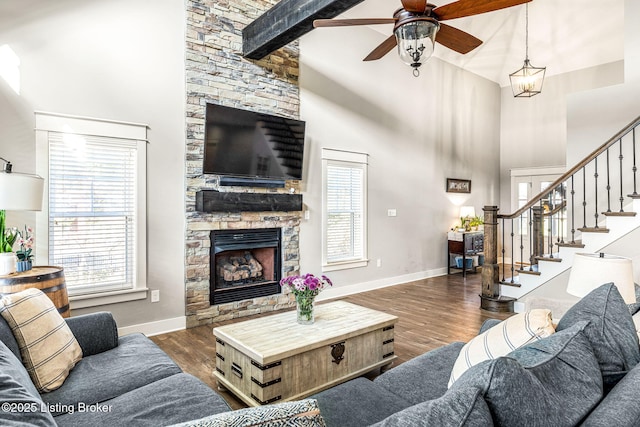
[481,115,640,311]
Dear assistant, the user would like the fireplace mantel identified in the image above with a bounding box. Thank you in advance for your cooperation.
[196,190,303,213]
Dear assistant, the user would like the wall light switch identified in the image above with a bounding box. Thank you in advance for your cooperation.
[304,210,310,220]
[151,290,160,303]
[387,209,397,217]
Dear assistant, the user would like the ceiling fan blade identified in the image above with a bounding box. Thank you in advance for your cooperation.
[400,0,428,13]
[313,18,396,28]
[363,35,397,61]
[435,23,482,54]
[434,0,531,21]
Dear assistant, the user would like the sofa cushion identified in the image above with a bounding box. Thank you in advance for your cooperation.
[0,339,57,426]
[0,311,21,359]
[454,322,602,427]
[0,288,82,393]
[52,373,231,427]
[170,399,325,427]
[41,333,182,415]
[580,361,640,426]
[312,377,411,427]
[556,283,640,388]
[448,309,555,386]
[374,341,464,404]
[371,386,493,427]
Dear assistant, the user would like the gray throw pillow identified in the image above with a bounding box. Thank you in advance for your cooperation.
[452,322,602,427]
[557,282,640,388]
[372,386,493,427]
[0,340,57,426]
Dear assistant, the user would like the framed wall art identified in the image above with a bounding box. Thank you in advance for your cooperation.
[446,178,471,193]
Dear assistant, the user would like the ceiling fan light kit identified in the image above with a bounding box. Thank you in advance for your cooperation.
[509,2,546,97]
[313,0,532,77]
[393,13,439,77]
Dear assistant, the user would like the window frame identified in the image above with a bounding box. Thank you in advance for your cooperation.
[35,111,148,308]
[321,148,368,271]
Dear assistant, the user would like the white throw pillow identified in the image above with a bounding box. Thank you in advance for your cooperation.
[0,288,82,392]
[448,309,555,387]
[633,311,640,342]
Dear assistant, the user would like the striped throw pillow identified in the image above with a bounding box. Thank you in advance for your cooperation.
[448,309,555,387]
[0,288,82,393]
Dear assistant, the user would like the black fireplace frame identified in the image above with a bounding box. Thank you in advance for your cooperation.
[210,228,282,305]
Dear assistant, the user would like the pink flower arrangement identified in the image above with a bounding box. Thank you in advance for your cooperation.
[16,226,34,261]
[280,273,333,297]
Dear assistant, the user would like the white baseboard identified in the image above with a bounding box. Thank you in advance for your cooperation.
[118,316,186,337]
[117,268,449,336]
[317,267,448,302]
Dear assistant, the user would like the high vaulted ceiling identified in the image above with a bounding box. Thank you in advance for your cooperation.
[333,0,625,87]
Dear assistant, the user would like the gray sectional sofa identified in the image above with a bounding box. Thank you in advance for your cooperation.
[2,282,640,426]
[0,311,232,426]
[312,283,640,426]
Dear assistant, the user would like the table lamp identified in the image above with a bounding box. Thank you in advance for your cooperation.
[0,158,44,274]
[566,253,636,304]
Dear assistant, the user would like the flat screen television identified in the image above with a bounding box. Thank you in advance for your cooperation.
[203,103,305,181]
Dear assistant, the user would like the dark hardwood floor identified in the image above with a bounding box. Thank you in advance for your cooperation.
[150,272,511,410]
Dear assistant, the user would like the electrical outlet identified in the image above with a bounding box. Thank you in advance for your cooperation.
[387,209,397,217]
[151,290,160,303]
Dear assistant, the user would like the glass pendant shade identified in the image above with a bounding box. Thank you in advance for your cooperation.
[394,20,439,72]
[509,59,546,97]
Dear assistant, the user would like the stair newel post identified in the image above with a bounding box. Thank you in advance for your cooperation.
[547,191,553,257]
[631,128,638,197]
[531,205,544,268]
[619,139,625,212]
[570,175,576,244]
[510,218,515,274]
[501,218,506,282]
[480,206,513,312]
[519,214,524,274]
[594,157,600,228]
[582,167,587,228]
[605,148,611,213]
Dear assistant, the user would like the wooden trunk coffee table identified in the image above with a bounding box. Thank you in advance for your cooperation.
[213,301,398,406]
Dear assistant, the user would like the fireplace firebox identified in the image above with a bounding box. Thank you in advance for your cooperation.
[210,228,282,305]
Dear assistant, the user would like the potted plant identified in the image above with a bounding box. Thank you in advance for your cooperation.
[470,215,484,231]
[15,226,34,272]
[0,211,18,275]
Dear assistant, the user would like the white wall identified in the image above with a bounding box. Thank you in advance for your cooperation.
[0,0,186,329]
[298,26,502,297]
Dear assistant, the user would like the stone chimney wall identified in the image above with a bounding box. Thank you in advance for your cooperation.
[185,0,301,328]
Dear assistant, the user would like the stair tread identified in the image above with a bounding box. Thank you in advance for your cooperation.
[577,227,610,233]
[557,241,584,248]
[500,280,521,288]
[536,256,562,263]
[517,268,541,276]
[602,211,637,217]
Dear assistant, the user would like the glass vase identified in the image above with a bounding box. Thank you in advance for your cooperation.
[296,294,315,325]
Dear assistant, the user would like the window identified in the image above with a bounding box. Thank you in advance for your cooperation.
[35,112,148,308]
[322,148,368,270]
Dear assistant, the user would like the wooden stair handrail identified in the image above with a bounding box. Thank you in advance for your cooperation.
[499,115,640,220]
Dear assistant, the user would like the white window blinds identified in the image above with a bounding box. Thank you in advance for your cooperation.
[326,164,364,262]
[322,149,368,269]
[48,132,137,294]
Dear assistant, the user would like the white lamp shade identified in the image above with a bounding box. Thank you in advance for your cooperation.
[459,206,476,218]
[0,172,44,211]
[566,253,636,304]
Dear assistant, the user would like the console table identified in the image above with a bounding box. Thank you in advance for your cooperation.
[447,231,484,277]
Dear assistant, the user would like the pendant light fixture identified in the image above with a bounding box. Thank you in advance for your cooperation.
[509,3,545,97]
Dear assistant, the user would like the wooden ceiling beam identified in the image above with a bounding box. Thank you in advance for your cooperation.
[242,0,365,60]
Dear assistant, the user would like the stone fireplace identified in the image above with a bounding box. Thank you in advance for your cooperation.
[210,228,282,305]
[184,0,301,328]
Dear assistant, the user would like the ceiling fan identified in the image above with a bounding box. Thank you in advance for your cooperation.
[313,0,532,76]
